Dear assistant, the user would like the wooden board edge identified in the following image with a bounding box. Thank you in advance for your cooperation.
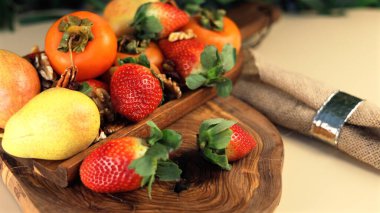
[229,3,281,41]
[0,154,39,213]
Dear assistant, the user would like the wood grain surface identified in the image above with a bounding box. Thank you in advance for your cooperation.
[0,96,283,213]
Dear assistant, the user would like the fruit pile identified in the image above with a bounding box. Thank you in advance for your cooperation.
[0,0,249,198]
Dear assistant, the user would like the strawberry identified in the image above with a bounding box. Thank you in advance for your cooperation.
[197,118,257,170]
[80,137,147,193]
[132,2,190,40]
[159,38,236,97]
[159,38,205,79]
[80,121,182,197]
[110,63,163,122]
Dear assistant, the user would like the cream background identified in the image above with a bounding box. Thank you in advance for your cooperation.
[1,8,380,212]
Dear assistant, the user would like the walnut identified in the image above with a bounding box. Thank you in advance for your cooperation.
[168,29,197,42]
[95,130,107,143]
[55,66,78,88]
[103,123,126,135]
[88,88,115,125]
[31,46,58,90]
[156,73,182,99]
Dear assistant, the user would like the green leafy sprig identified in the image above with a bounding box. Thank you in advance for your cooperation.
[129,121,182,199]
[186,44,236,97]
[198,118,237,170]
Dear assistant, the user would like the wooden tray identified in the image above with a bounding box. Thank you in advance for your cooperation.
[0,96,283,213]
[0,3,281,188]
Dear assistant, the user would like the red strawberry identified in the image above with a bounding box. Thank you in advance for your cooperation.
[85,79,109,91]
[198,118,257,170]
[80,137,147,193]
[133,2,189,40]
[159,38,205,80]
[159,38,236,97]
[80,121,182,197]
[81,79,109,92]
[110,63,163,122]
[226,124,257,162]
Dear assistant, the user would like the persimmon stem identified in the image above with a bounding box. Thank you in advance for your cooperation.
[165,0,178,8]
[68,35,75,68]
[56,35,78,88]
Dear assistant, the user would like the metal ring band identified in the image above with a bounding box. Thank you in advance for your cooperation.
[310,91,363,146]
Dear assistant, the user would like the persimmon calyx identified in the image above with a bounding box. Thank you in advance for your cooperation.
[58,15,94,53]
[199,9,226,32]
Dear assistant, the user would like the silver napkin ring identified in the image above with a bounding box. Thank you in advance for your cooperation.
[310,91,363,146]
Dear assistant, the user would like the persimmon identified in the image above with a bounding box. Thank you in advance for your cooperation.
[45,11,117,81]
[115,42,163,70]
[183,16,241,53]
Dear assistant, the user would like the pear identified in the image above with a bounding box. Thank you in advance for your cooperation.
[2,88,100,160]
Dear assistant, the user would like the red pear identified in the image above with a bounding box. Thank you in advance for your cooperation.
[0,50,41,128]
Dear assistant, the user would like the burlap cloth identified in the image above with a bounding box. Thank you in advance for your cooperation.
[233,49,380,170]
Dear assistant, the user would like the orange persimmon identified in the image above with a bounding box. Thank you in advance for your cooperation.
[183,17,241,53]
[45,11,117,81]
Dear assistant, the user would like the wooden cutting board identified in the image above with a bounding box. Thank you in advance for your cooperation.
[0,3,283,212]
[0,96,283,213]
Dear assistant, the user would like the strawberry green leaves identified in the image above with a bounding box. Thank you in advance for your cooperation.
[132,3,163,40]
[221,43,237,71]
[117,37,151,54]
[79,82,92,96]
[186,74,207,90]
[198,118,237,170]
[118,54,151,68]
[129,121,182,198]
[186,44,236,97]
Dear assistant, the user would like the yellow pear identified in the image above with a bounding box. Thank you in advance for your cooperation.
[2,88,100,160]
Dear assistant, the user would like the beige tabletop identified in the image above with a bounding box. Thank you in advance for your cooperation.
[1,8,380,213]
